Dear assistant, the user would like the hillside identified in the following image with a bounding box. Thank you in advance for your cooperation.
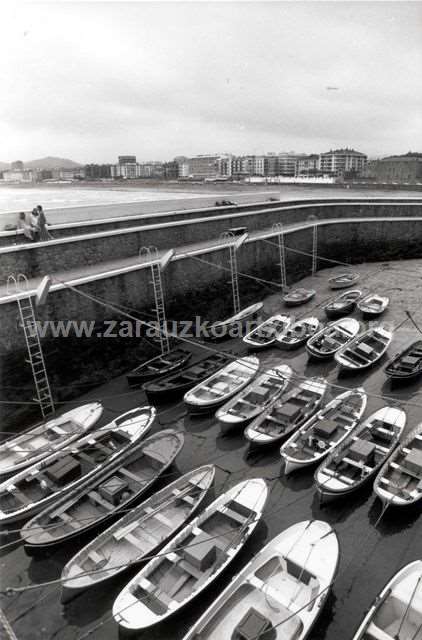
[24,157,82,169]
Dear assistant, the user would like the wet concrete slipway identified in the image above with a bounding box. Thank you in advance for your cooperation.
[1,258,422,640]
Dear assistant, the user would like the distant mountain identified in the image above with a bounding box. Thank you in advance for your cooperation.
[24,156,82,170]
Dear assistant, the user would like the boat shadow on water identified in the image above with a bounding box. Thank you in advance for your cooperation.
[310,483,375,524]
[277,468,316,494]
[367,496,422,534]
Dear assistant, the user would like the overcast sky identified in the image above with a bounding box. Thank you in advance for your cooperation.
[1,1,421,163]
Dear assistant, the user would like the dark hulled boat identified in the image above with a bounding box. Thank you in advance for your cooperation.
[282,288,316,307]
[385,340,422,382]
[324,289,362,319]
[127,348,192,387]
[143,353,231,403]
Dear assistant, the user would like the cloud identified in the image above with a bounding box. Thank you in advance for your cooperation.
[0,1,421,161]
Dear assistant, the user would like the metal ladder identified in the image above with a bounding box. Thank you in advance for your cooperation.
[220,231,241,315]
[140,247,170,355]
[312,224,318,275]
[228,243,241,315]
[272,223,287,289]
[150,260,170,355]
[7,274,54,419]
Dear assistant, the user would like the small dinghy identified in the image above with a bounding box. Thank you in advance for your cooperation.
[374,423,422,507]
[283,288,316,307]
[112,478,268,631]
[59,466,215,602]
[315,407,406,503]
[242,314,291,350]
[280,389,367,475]
[181,520,339,640]
[306,318,361,360]
[127,348,192,387]
[276,317,320,350]
[244,377,327,446]
[143,353,231,403]
[0,407,155,524]
[385,340,422,383]
[335,326,393,372]
[324,289,362,319]
[208,302,263,341]
[0,403,103,477]
[184,356,259,414]
[357,294,389,318]
[328,272,360,290]
[352,560,422,640]
[216,365,292,428]
[21,429,184,549]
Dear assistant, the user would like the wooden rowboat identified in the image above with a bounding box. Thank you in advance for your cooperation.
[280,388,367,475]
[242,314,291,350]
[21,429,184,549]
[0,403,103,477]
[59,465,215,602]
[283,288,316,307]
[184,356,259,414]
[315,407,406,503]
[385,340,422,383]
[216,364,292,427]
[244,377,328,446]
[352,561,422,640]
[328,272,360,290]
[143,353,231,403]
[182,520,339,640]
[276,317,320,350]
[127,348,192,387]
[357,294,389,318]
[306,318,361,360]
[112,478,268,631]
[324,289,362,319]
[374,423,422,507]
[207,302,263,341]
[0,407,155,524]
[335,326,393,372]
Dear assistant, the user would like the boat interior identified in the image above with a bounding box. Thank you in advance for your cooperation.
[249,319,290,343]
[190,554,320,640]
[129,498,256,614]
[254,386,322,439]
[284,395,363,461]
[134,349,190,374]
[341,332,389,366]
[224,375,285,420]
[377,431,422,502]
[64,473,207,584]
[192,366,253,403]
[0,430,131,514]
[360,296,387,312]
[309,324,355,354]
[1,419,85,469]
[322,419,400,488]
[363,568,422,640]
[148,355,229,391]
[280,321,316,345]
[388,343,422,376]
[34,438,174,540]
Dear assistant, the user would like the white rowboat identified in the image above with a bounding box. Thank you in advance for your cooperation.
[113,478,268,630]
[182,519,339,640]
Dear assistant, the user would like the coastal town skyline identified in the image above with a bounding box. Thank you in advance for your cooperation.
[1,2,421,163]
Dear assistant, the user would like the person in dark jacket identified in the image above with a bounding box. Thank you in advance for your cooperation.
[36,205,52,241]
